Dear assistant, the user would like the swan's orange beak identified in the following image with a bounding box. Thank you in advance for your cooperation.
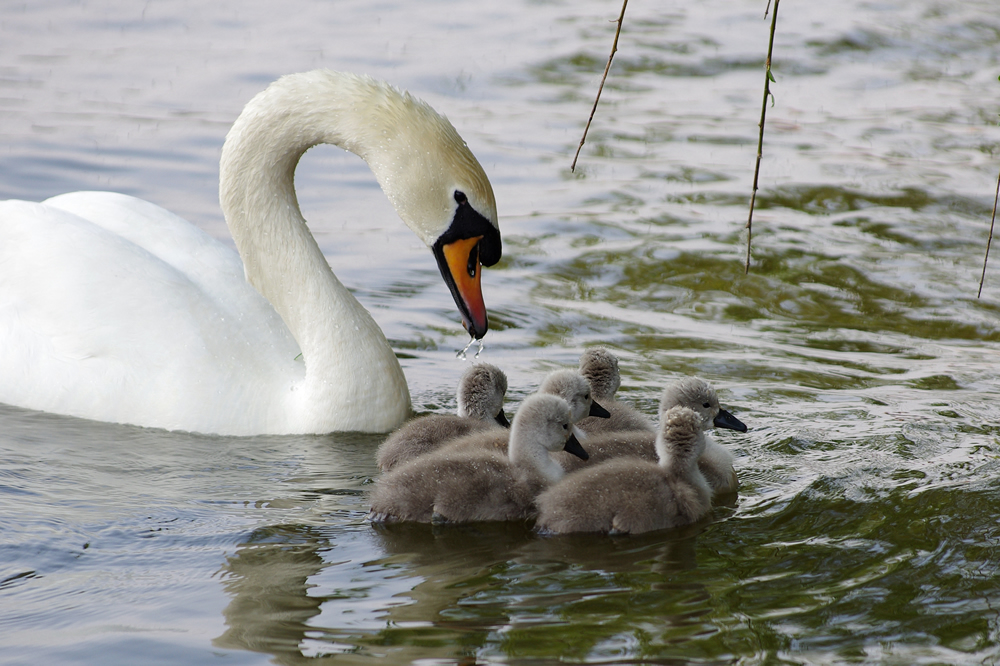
[435,235,488,339]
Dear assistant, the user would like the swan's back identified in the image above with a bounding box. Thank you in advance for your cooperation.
[575,396,654,436]
[0,193,300,433]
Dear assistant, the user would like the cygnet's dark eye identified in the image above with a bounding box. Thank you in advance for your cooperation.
[454,190,468,205]
[703,402,711,408]
[563,423,569,430]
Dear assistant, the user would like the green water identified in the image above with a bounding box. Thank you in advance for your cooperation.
[2,0,1000,664]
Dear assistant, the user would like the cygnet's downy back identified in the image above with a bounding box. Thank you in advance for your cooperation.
[534,405,711,535]
[368,393,588,524]
[375,363,509,472]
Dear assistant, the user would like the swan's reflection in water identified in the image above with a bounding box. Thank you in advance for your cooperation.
[213,516,714,663]
[213,524,328,661]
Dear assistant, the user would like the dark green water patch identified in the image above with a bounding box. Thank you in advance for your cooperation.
[807,28,896,56]
[907,374,963,391]
[755,185,989,218]
[538,243,1000,343]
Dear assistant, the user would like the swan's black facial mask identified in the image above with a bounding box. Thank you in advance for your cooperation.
[432,191,502,340]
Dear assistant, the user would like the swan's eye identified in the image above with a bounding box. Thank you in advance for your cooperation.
[454,190,468,205]
[563,423,569,430]
[703,402,711,408]
[467,241,479,278]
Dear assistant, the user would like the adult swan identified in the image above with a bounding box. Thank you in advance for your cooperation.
[0,70,501,435]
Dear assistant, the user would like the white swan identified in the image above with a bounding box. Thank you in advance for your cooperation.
[0,70,501,435]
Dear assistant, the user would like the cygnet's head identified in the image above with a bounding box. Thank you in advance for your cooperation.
[578,347,622,401]
[456,363,509,427]
[659,377,747,433]
[538,369,611,427]
[509,394,588,460]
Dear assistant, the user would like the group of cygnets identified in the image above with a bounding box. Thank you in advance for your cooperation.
[367,348,747,535]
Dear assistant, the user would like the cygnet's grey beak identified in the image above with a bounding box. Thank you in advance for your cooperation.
[563,432,589,460]
[494,410,511,428]
[714,408,747,433]
[588,400,611,418]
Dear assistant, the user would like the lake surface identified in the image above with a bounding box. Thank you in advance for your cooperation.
[3,0,1000,663]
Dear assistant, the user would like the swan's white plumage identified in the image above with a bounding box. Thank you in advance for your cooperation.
[0,70,498,435]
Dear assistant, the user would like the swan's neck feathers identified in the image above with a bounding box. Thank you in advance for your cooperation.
[219,70,463,431]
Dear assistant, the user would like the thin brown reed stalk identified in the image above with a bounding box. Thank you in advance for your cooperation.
[745,0,781,274]
[570,0,629,173]
[978,168,1000,298]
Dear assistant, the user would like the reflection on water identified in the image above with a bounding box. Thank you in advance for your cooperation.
[3,0,1000,663]
[215,525,328,660]
[214,519,713,664]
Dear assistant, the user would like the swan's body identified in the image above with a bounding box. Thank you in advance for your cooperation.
[368,394,587,524]
[0,70,500,435]
[553,377,746,498]
[535,406,712,535]
[376,363,509,472]
[574,348,655,435]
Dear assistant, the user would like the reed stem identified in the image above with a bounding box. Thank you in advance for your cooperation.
[978,168,1000,298]
[571,0,629,173]
[746,0,781,274]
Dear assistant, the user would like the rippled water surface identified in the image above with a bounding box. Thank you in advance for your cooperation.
[3,0,1000,663]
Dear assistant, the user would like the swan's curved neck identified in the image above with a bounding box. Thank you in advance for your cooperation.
[219,71,411,432]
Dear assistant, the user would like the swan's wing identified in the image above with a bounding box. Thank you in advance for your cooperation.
[44,192,249,311]
[0,196,300,433]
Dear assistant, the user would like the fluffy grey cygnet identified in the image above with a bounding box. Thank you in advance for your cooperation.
[554,376,746,498]
[368,393,588,524]
[535,406,712,535]
[538,369,610,433]
[660,377,746,496]
[441,369,609,457]
[574,348,655,435]
[376,363,509,472]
